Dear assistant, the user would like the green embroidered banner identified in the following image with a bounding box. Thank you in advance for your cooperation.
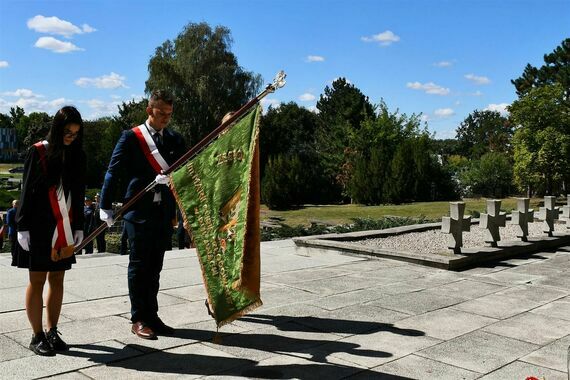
[170,105,262,327]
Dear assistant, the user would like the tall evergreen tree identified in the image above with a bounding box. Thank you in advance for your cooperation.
[512,38,570,97]
[315,78,375,200]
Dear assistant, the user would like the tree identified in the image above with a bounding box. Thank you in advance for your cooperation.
[512,38,570,97]
[146,22,262,146]
[455,110,512,159]
[82,117,123,188]
[508,83,570,195]
[114,98,148,130]
[348,101,420,204]
[460,152,513,198]
[22,112,52,147]
[259,102,318,175]
[10,106,26,149]
[315,78,375,200]
[431,138,461,157]
[0,113,11,129]
[260,103,333,207]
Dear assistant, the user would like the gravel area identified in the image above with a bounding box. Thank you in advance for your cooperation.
[357,221,569,255]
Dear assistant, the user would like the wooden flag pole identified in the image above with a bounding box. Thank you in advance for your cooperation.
[75,71,286,253]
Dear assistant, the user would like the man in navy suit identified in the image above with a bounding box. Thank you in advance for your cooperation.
[99,90,185,339]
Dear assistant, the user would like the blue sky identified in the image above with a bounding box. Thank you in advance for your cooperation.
[0,0,568,138]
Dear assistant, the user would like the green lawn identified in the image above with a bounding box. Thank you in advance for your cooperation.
[262,198,543,226]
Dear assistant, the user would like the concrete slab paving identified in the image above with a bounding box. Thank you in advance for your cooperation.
[366,354,481,379]
[478,360,567,380]
[482,312,570,345]
[0,242,569,379]
[394,307,498,340]
[365,288,466,315]
[521,334,570,373]
[452,283,568,320]
[416,330,540,373]
[530,296,570,321]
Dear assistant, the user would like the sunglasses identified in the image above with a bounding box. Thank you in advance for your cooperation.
[63,129,79,138]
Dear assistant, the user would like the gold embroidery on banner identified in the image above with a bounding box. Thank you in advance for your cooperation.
[186,162,232,303]
[215,149,245,165]
[218,190,242,253]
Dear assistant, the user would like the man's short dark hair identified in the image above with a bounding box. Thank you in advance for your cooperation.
[149,90,174,106]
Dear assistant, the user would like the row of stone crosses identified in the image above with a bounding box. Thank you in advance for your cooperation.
[442,195,570,254]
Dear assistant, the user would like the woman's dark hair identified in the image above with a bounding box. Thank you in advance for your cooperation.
[45,106,85,187]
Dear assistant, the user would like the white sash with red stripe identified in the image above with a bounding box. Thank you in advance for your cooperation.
[34,141,75,252]
[132,123,169,174]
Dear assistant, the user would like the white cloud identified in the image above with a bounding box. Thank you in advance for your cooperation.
[81,24,97,33]
[34,36,84,53]
[465,73,491,85]
[406,81,450,96]
[84,98,120,117]
[2,88,43,98]
[421,114,430,123]
[299,93,316,101]
[306,55,325,62]
[0,61,8,68]
[472,90,484,96]
[75,72,127,89]
[260,97,281,111]
[306,105,319,113]
[27,15,95,38]
[0,96,70,114]
[361,30,400,46]
[434,108,455,118]
[433,61,453,67]
[485,103,510,116]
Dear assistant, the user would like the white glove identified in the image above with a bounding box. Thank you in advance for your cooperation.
[18,231,31,251]
[73,230,84,246]
[99,209,114,227]
[155,173,170,185]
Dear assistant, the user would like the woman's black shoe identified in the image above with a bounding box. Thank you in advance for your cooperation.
[46,327,68,351]
[29,333,55,356]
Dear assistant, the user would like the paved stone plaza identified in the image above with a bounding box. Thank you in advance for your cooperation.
[1,240,569,379]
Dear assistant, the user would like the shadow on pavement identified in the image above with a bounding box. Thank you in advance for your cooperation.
[59,315,424,378]
[239,314,425,337]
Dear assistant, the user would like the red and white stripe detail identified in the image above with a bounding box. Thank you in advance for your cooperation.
[132,124,169,174]
[34,141,74,250]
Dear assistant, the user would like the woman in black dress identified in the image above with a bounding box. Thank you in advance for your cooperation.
[13,106,86,356]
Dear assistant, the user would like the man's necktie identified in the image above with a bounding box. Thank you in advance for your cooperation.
[153,132,162,147]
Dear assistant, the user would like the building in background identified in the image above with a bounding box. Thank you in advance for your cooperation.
[0,128,18,161]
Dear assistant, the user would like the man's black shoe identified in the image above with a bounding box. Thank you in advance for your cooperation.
[150,318,175,335]
[46,327,68,351]
[29,332,55,356]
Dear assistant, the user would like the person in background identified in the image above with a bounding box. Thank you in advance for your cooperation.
[176,208,190,249]
[7,199,18,261]
[119,222,129,255]
[12,106,86,356]
[82,196,95,254]
[93,193,106,253]
[0,210,5,250]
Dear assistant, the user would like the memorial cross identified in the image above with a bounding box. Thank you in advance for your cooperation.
[511,198,534,241]
[442,202,471,254]
[561,194,570,229]
[539,196,559,236]
[480,199,506,247]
